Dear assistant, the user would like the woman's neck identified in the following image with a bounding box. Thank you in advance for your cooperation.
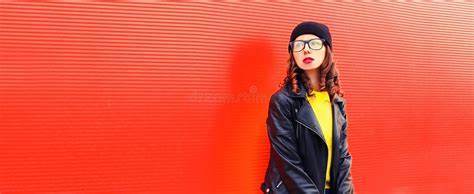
[304,68,321,92]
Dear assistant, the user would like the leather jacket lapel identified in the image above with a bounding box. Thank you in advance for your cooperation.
[295,99,327,144]
[332,95,347,148]
[332,102,341,148]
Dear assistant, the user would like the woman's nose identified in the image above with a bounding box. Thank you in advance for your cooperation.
[303,43,311,54]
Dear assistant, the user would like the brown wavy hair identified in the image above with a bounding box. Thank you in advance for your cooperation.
[280,44,344,102]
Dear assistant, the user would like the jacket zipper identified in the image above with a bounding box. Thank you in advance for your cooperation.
[295,120,328,147]
[296,121,300,139]
[276,180,283,188]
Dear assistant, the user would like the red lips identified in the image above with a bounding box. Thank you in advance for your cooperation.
[303,57,314,64]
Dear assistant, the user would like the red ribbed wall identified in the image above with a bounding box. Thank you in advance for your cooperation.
[1,1,473,194]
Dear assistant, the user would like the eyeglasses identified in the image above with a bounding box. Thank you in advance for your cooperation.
[289,38,326,52]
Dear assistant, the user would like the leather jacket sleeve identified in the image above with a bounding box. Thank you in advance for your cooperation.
[336,99,355,194]
[267,94,320,194]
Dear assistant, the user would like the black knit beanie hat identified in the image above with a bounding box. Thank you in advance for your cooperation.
[288,21,332,53]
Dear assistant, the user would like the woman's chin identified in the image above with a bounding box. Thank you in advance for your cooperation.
[297,63,321,70]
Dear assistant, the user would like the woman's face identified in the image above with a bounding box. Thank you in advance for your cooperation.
[291,34,326,70]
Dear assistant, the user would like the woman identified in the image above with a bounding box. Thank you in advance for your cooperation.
[260,21,354,194]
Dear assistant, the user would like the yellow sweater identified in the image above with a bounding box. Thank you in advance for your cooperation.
[306,90,333,189]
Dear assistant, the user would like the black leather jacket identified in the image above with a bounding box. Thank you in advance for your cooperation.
[261,82,354,194]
